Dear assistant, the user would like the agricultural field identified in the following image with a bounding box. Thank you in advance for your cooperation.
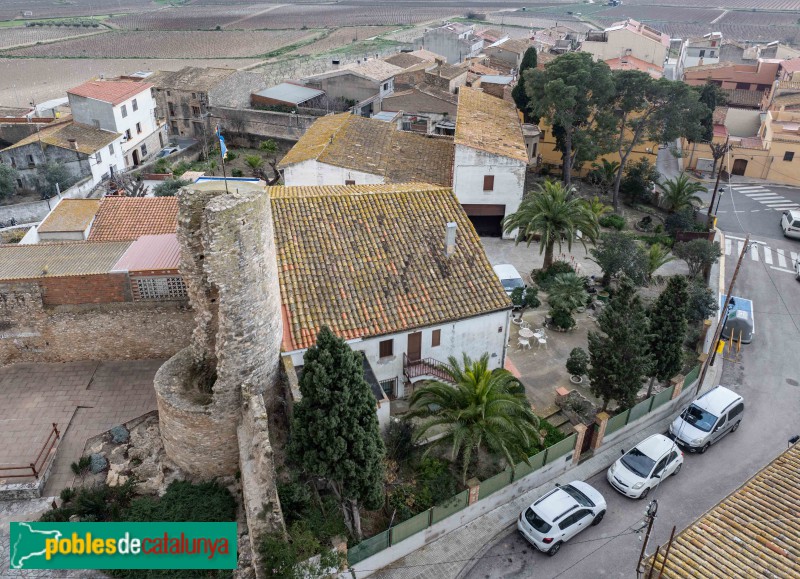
[0,26,109,50]
[109,6,260,31]
[3,29,319,59]
[594,6,724,24]
[0,57,262,105]
[289,26,394,56]
[719,10,800,26]
[0,0,154,21]
[625,0,800,8]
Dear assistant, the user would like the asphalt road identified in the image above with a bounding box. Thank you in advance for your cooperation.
[465,210,800,579]
[711,182,800,242]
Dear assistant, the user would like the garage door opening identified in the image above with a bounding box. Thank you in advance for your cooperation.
[462,204,505,237]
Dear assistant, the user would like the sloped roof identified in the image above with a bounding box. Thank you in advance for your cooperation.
[605,55,663,78]
[408,49,443,62]
[311,59,403,83]
[37,199,102,233]
[455,87,527,162]
[383,53,427,69]
[112,233,180,272]
[0,241,131,280]
[87,196,179,242]
[429,63,467,80]
[781,59,800,73]
[68,79,152,105]
[721,88,765,108]
[278,113,454,186]
[149,66,236,92]
[253,83,323,105]
[381,85,458,117]
[269,183,511,350]
[712,106,728,125]
[2,121,120,155]
[492,38,532,55]
[649,443,800,578]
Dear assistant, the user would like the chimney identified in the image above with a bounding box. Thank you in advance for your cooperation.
[445,222,457,256]
[68,138,78,150]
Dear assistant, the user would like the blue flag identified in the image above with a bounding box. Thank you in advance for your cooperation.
[216,126,227,160]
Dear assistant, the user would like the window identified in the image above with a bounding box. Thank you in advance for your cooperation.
[784,151,795,162]
[16,178,23,188]
[95,150,102,163]
[735,82,750,90]
[166,90,171,97]
[108,143,114,155]
[92,119,100,128]
[27,154,34,166]
[653,457,669,477]
[191,92,197,99]
[125,129,132,140]
[379,339,393,358]
[483,175,495,191]
[709,50,715,57]
[121,104,128,118]
[379,378,397,398]
[728,403,744,419]
[168,102,175,116]
[134,276,188,300]
[383,83,389,91]
[192,106,201,116]
[345,179,356,185]
[10,157,16,168]
[136,122,142,134]
[431,329,441,347]
[699,49,705,57]
[171,122,179,134]
[140,144,147,157]
[132,98,138,112]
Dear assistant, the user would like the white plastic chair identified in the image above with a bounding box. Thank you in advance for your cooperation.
[518,337,531,350]
[537,337,548,350]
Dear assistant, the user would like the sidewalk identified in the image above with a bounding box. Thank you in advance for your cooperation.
[366,362,723,579]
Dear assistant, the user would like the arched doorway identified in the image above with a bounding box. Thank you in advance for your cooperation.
[732,158,747,176]
[132,149,140,166]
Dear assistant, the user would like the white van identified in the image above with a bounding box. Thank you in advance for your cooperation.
[668,386,744,454]
[781,209,800,240]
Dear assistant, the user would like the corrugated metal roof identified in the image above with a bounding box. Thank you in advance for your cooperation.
[254,83,324,105]
[0,241,131,280]
[480,75,513,84]
[112,233,180,272]
[37,199,101,233]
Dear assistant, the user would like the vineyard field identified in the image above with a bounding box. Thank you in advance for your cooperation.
[0,26,109,50]
[110,6,256,31]
[290,26,393,55]
[3,29,319,59]
[0,0,153,21]
[624,0,800,9]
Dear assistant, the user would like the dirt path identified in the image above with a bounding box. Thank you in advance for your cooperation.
[224,3,288,29]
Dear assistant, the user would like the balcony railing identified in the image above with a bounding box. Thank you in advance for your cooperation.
[403,354,453,383]
[0,423,60,480]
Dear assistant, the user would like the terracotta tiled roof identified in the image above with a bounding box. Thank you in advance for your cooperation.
[0,241,131,280]
[494,38,532,55]
[37,199,102,233]
[649,443,800,578]
[87,197,178,241]
[721,88,764,108]
[455,87,527,162]
[278,114,454,186]
[468,62,503,76]
[148,66,236,92]
[429,63,467,80]
[381,86,458,117]
[408,49,443,62]
[605,55,663,78]
[68,79,152,106]
[773,93,800,107]
[310,59,403,83]
[269,183,511,350]
[383,53,427,69]
[712,106,728,125]
[2,121,120,154]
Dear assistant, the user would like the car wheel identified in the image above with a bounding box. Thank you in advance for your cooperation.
[731,420,741,432]
[699,443,710,454]
[592,511,605,526]
[639,487,650,500]
[547,542,562,556]
[672,463,682,476]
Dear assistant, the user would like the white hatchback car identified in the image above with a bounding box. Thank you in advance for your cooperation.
[607,434,683,499]
[517,481,606,556]
[781,209,800,240]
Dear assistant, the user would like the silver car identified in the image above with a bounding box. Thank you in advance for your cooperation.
[668,386,744,454]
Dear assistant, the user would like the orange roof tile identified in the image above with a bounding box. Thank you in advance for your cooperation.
[87,197,178,242]
[455,87,528,162]
[68,79,152,106]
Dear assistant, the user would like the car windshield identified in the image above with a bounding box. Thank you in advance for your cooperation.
[502,278,524,291]
[681,404,717,433]
[524,507,551,533]
[620,448,656,478]
[561,485,595,508]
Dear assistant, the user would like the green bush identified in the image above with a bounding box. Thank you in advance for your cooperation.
[277,479,313,525]
[414,458,458,509]
[599,214,626,230]
[231,168,243,177]
[225,151,237,161]
[384,419,414,462]
[153,178,190,197]
[533,261,574,291]
[511,286,540,309]
[123,480,236,522]
[40,480,137,523]
[549,307,575,330]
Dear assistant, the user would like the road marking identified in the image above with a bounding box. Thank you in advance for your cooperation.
[792,251,799,265]
[745,192,779,197]
[751,210,760,212]
[726,235,766,243]
[725,238,732,255]
[764,247,773,264]
[771,266,795,274]
[750,244,759,261]
[737,240,744,256]
[777,248,787,268]
[736,186,769,191]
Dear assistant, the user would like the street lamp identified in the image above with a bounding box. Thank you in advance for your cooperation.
[714,186,725,215]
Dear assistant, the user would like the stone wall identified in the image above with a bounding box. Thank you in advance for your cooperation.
[0,197,59,225]
[212,106,316,141]
[0,282,193,364]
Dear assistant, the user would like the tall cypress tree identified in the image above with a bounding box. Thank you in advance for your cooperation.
[588,277,653,410]
[646,276,690,397]
[512,47,539,123]
[288,326,385,541]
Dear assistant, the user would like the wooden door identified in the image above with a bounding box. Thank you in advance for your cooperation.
[732,159,748,176]
[407,332,422,362]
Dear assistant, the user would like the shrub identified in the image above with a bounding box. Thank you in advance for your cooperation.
[664,207,703,237]
[549,307,575,330]
[566,347,589,377]
[673,239,721,278]
[533,261,574,291]
[384,419,414,462]
[153,178,190,197]
[599,214,626,230]
[123,480,236,523]
[511,286,540,309]
[414,457,458,509]
[231,168,243,177]
[225,151,237,161]
[277,479,313,524]
[41,480,137,523]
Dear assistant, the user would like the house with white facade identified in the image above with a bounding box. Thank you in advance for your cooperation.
[67,79,167,168]
[0,120,124,193]
[414,22,483,64]
[581,19,669,67]
[278,113,454,187]
[453,87,528,237]
[271,183,513,429]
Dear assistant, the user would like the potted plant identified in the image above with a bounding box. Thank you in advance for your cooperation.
[566,347,589,384]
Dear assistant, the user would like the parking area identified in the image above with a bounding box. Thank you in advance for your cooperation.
[0,360,162,495]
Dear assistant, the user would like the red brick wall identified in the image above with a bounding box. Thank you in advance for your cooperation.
[38,273,129,305]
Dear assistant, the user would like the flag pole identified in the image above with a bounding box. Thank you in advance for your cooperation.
[220,153,229,194]
[216,125,230,194]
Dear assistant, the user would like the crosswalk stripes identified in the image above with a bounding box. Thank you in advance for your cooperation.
[723,237,798,273]
[731,185,800,211]
[777,248,787,268]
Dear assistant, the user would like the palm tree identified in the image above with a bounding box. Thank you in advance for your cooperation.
[244,154,264,175]
[659,173,706,213]
[582,196,612,219]
[588,159,620,196]
[407,354,541,484]
[547,272,588,313]
[503,180,600,270]
[646,243,675,282]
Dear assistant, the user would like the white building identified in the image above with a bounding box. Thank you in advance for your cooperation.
[581,19,670,67]
[676,32,723,80]
[271,183,513,431]
[452,87,528,238]
[67,79,167,169]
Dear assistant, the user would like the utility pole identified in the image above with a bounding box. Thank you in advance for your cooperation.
[636,500,659,578]
[707,135,730,220]
[696,233,750,394]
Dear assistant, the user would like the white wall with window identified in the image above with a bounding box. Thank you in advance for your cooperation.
[88,134,126,185]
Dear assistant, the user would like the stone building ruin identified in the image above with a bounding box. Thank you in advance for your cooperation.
[153,181,286,564]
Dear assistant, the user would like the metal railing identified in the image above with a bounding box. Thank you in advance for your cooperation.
[402,354,452,383]
[0,423,60,480]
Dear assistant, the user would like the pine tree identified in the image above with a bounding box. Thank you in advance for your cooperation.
[646,276,690,397]
[288,326,385,541]
[512,47,539,123]
[588,277,653,410]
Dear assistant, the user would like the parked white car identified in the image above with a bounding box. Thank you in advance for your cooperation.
[668,385,744,453]
[781,209,800,240]
[607,434,683,499]
[517,481,606,556]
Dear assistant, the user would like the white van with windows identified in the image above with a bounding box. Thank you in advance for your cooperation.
[668,385,744,454]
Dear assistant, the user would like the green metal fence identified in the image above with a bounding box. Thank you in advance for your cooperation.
[605,409,629,435]
[684,364,700,388]
[478,467,513,500]
[348,529,389,565]
[628,397,652,423]
[391,509,431,545]
[431,490,468,525]
[513,448,547,480]
[544,433,576,464]
[652,384,675,410]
